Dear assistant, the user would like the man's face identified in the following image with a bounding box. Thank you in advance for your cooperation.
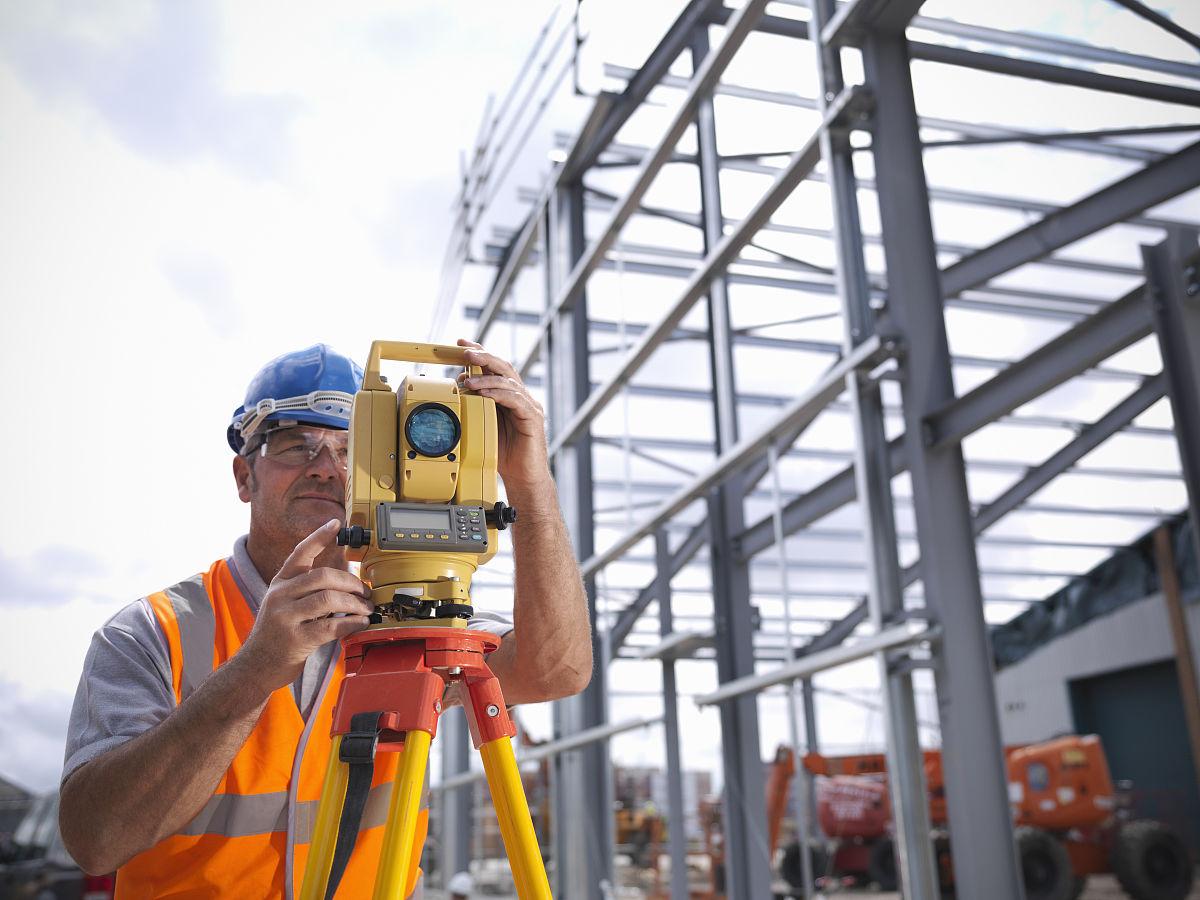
[233,425,350,548]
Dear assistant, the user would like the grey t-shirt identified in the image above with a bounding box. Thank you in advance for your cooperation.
[63,536,513,783]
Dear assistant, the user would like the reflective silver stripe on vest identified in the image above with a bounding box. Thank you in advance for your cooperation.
[180,790,289,837]
[292,782,401,844]
[163,574,215,699]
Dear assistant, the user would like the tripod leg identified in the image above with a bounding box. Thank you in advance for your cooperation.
[299,734,350,900]
[372,729,432,900]
[481,737,552,899]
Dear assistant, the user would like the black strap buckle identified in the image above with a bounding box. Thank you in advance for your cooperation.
[339,714,381,764]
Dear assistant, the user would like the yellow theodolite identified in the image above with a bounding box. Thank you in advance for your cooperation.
[299,342,551,900]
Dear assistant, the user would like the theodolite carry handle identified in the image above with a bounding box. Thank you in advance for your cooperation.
[362,341,484,391]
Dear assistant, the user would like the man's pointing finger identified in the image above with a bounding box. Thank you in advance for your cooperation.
[275,519,341,582]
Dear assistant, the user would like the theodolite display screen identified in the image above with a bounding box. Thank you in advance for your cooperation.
[387,507,452,531]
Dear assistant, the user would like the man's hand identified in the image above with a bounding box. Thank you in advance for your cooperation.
[456,339,549,490]
[238,519,374,691]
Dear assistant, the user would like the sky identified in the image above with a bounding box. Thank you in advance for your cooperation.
[0,0,563,793]
[1,0,1199,804]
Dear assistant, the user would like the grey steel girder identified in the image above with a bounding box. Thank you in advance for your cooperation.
[1145,230,1200,562]
[925,285,1155,448]
[940,139,1200,299]
[862,30,1023,897]
[546,86,872,455]
[518,0,772,378]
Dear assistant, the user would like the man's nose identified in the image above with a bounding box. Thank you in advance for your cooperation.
[305,444,344,478]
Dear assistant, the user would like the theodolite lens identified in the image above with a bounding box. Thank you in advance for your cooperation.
[405,403,461,457]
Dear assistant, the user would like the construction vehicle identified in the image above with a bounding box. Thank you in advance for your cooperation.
[774,734,1194,900]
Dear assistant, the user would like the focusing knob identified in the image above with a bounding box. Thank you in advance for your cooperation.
[336,525,372,548]
[485,501,517,530]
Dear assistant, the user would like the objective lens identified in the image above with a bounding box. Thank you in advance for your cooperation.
[405,403,460,457]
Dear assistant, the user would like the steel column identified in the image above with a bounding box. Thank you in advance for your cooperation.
[1144,229,1200,557]
[861,30,1024,899]
[655,528,690,900]
[545,181,613,900]
[437,707,473,885]
[690,27,773,900]
[809,0,938,891]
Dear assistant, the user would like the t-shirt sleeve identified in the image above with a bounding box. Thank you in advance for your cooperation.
[62,599,175,784]
[466,609,513,639]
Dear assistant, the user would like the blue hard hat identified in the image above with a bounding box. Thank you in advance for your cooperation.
[227,344,364,453]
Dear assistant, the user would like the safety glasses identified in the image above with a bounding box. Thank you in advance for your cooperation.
[258,428,350,470]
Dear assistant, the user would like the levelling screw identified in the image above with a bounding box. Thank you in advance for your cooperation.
[486,704,500,717]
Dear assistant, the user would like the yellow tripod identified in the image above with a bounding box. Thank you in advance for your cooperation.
[298,625,552,899]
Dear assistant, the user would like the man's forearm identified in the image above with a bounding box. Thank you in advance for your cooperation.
[490,476,593,704]
[60,652,272,874]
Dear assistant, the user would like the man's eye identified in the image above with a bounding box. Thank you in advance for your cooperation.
[278,445,309,457]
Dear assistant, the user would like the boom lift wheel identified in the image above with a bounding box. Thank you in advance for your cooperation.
[1113,819,1194,900]
[1015,826,1074,900]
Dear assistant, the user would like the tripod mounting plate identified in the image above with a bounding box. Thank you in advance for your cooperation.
[334,627,513,751]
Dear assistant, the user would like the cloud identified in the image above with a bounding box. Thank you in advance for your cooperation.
[160,252,239,336]
[0,680,74,793]
[0,546,107,606]
[0,1,301,178]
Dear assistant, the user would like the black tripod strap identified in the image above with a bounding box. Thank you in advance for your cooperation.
[323,711,383,900]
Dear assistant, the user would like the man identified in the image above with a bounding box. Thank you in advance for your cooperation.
[59,342,592,897]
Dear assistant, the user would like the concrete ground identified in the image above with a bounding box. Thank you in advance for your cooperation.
[766,874,1200,900]
[423,873,1200,898]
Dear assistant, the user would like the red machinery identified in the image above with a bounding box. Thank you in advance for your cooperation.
[772,735,1195,900]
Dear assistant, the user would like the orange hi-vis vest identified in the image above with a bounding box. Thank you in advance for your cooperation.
[116,558,425,899]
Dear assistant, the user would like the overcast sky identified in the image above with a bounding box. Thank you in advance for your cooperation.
[2,0,1199,798]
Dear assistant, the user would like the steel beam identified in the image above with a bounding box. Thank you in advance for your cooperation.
[811,4,938,892]
[695,623,935,705]
[434,716,664,792]
[466,304,1150,386]
[655,528,690,900]
[821,0,928,47]
[544,183,612,900]
[941,140,1200,299]
[548,86,870,455]
[713,6,1200,97]
[1145,229,1200,563]
[912,42,1200,108]
[925,285,1154,448]
[579,335,888,578]
[604,62,1169,164]
[437,707,473,883]
[862,31,1023,898]
[563,0,720,181]
[609,520,708,649]
[690,29,772,898]
[1106,0,1200,54]
[973,374,1167,534]
[474,91,617,344]
[518,0,771,378]
[739,437,905,559]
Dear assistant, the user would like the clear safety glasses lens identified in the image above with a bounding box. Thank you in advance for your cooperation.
[260,429,350,469]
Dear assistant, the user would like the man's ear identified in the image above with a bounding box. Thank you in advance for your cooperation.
[233,454,254,503]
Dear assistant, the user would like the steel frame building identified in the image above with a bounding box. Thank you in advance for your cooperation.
[436,2,1200,897]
